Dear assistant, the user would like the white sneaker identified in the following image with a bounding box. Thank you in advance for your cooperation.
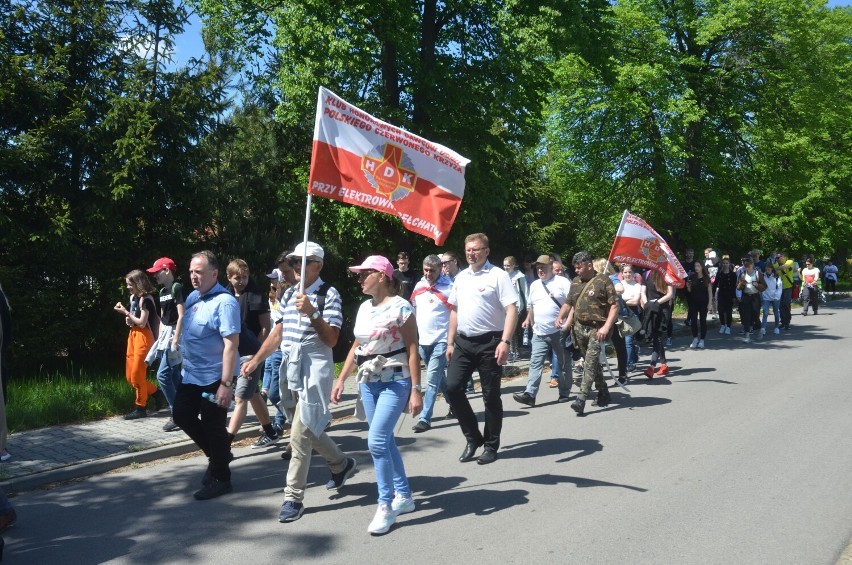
[719,326,725,334]
[689,338,698,349]
[391,493,415,515]
[760,327,766,336]
[368,503,395,535]
[698,339,705,349]
[744,333,751,343]
[774,327,781,335]
[725,326,732,335]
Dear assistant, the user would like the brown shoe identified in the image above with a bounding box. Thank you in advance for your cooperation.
[0,508,16,533]
[548,378,559,388]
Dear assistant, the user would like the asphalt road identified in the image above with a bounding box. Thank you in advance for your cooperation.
[6,300,852,564]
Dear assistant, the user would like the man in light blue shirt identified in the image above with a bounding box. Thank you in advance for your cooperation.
[174,251,240,501]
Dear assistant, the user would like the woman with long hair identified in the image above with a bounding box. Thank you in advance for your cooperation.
[640,270,674,377]
[331,255,422,535]
[114,269,165,419]
[714,256,737,335]
[687,261,712,349]
[737,257,764,343]
[761,263,782,335]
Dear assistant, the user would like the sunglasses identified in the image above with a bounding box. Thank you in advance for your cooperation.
[287,258,319,268]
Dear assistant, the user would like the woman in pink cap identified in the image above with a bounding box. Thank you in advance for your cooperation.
[331,255,422,535]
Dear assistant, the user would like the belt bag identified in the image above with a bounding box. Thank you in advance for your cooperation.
[355,347,406,367]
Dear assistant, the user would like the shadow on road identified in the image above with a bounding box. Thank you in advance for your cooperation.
[500,437,602,463]
[583,393,672,417]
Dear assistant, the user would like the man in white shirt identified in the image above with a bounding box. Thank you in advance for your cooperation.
[513,255,572,407]
[410,255,453,433]
[446,233,518,465]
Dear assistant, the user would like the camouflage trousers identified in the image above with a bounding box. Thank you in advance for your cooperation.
[573,323,607,398]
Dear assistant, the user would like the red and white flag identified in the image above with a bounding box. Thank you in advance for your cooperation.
[308,87,470,245]
[608,210,687,288]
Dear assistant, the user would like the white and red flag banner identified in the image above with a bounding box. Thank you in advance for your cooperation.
[608,210,687,288]
[308,87,470,245]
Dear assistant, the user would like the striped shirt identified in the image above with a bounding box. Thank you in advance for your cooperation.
[273,277,343,350]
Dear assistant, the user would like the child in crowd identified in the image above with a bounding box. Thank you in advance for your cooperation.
[114,270,165,419]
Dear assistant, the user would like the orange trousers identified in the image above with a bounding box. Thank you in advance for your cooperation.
[126,327,156,408]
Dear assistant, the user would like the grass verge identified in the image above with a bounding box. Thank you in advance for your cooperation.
[7,368,156,433]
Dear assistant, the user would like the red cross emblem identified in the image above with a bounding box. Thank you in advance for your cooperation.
[362,144,417,199]
[640,236,666,263]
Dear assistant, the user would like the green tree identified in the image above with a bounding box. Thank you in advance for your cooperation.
[0,0,228,372]
[193,0,610,261]
[543,0,851,258]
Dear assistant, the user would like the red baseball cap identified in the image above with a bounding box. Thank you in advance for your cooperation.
[146,257,177,274]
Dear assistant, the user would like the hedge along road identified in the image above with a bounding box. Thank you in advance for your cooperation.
[5,300,852,564]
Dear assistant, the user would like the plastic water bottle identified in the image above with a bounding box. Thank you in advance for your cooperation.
[522,329,530,347]
[201,392,218,404]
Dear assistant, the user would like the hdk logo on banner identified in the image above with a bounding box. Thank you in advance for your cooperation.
[308,87,470,245]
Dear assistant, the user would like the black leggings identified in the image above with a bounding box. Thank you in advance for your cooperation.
[650,330,667,364]
[610,328,627,377]
[718,295,734,328]
[690,301,708,338]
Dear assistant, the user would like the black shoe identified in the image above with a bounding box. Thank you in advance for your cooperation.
[194,478,232,500]
[557,395,571,403]
[201,465,213,487]
[281,445,293,460]
[594,388,611,408]
[152,389,167,412]
[446,406,456,419]
[615,376,628,387]
[512,391,535,407]
[201,453,234,486]
[325,457,357,490]
[571,398,586,416]
[459,440,483,463]
[477,448,498,465]
[124,406,147,420]
[412,420,431,433]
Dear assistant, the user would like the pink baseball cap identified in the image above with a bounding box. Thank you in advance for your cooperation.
[348,255,394,278]
[146,257,177,273]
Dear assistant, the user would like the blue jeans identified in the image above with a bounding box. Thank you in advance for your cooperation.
[263,350,285,428]
[526,332,571,398]
[262,349,282,392]
[625,333,638,365]
[418,341,448,424]
[360,379,412,505]
[762,299,780,328]
[550,347,561,380]
[156,350,182,411]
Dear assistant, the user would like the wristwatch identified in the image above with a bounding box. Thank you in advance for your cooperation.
[309,311,321,321]
[414,384,424,393]
[501,339,511,345]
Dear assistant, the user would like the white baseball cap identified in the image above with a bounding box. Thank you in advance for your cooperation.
[286,241,324,260]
